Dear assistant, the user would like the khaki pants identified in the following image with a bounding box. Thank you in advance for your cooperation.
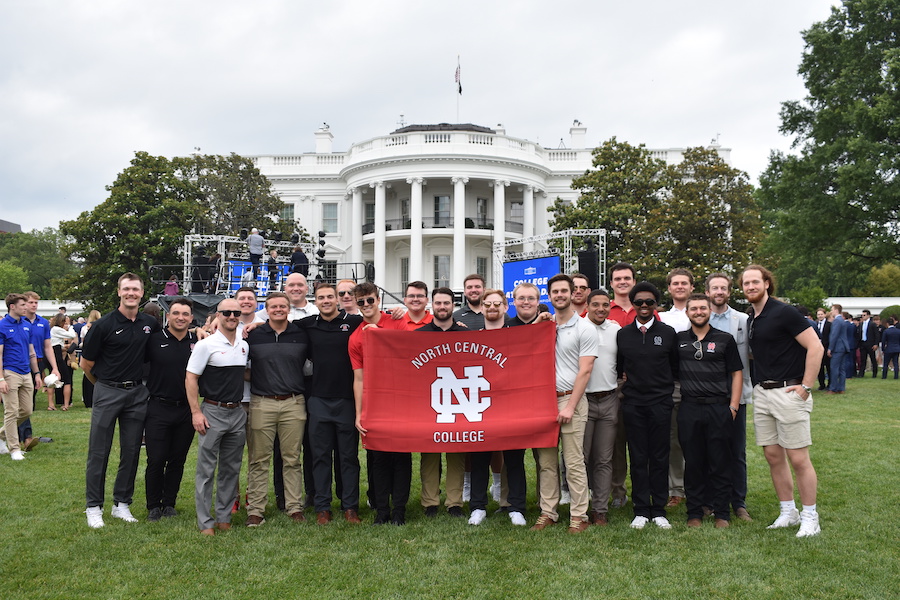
[534,393,590,522]
[1,371,34,452]
[246,394,306,516]
[420,453,465,508]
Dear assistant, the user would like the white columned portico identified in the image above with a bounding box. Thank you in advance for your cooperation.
[350,187,362,266]
[371,181,386,287]
[493,180,509,250]
[523,185,535,252]
[408,177,424,284]
[452,176,468,288]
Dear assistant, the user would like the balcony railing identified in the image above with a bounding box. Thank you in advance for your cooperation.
[362,218,523,235]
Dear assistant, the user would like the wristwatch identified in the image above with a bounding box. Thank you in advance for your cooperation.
[800,384,812,394]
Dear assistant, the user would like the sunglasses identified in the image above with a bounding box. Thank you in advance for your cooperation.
[632,298,657,307]
[219,310,241,317]
[356,297,377,307]
[574,285,590,291]
[483,301,505,307]
[338,290,352,297]
[692,340,703,361]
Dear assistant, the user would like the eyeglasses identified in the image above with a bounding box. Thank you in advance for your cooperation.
[692,340,703,361]
[405,294,426,299]
[338,290,352,297]
[483,301,505,307]
[356,297,377,307]
[218,310,240,317]
[632,298,657,307]
[515,296,538,302]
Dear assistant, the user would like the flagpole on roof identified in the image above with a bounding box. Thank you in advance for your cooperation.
[455,55,461,123]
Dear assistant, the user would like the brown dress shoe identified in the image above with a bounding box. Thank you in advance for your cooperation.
[734,507,753,522]
[666,496,684,508]
[686,518,703,528]
[568,519,590,534]
[215,522,231,531]
[715,518,730,529]
[343,509,362,524]
[589,511,608,526]
[316,510,332,525]
[530,514,557,531]
[199,528,215,536]
[290,511,306,523]
[246,515,265,527]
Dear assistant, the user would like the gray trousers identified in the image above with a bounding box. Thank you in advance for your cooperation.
[195,402,246,530]
[85,382,149,508]
[583,392,620,514]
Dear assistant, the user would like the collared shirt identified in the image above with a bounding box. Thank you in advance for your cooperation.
[616,318,679,405]
[186,330,248,404]
[585,317,620,392]
[349,313,406,370]
[246,322,309,396]
[146,328,196,402]
[659,306,690,333]
[709,306,753,404]
[555,312,600,392]
[747,296,812,384]
[0,314,33,374]
[453,303,485,330]
[402,311,433,331]
[256,303,319,323]
[81,309,160,382]
[677,327,743,400]
[298,312,363,399]
[26,314,51,359]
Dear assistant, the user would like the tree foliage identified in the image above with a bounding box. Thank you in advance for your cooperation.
[0,261,30,298]
[757,0,900,296]
[0,228,77,298]
[853,263,900,296]
[550,138,762,288]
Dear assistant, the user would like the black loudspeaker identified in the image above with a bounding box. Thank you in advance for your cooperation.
[365,263,375,283]
[577,250,600,291]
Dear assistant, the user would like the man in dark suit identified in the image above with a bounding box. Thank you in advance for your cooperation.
[814,309,831,391]
[856,310,880,378]
[827,305,851,394]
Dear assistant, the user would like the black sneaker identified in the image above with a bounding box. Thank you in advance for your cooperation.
[447,506,465,518]
[424,505,438,518]
[162,506,177,518]
[391,515,406,526]
[147,507,163,522]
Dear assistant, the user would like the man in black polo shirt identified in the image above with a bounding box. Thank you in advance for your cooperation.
[186,298,249,535]
[245,292,309,526]
[144,297,197,522]
[298,283,364,524]
[676,293,743,528]
[616,282,679,530]
[741,265,823,538]
[81,273,160,529]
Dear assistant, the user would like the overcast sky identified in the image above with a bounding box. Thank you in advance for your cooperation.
[1,0,838,233]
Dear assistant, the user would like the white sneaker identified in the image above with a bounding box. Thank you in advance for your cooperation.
[468,509,487,525]
[630,516,649,529]
[559,489,571,505]
[490,482,501,502]
[111,502,138,523]
[767,508,800,529]
[10,450,25,461]
[86,506,105,529]
[796,511,821,538]
[509,511,527,526]
[0,440,8,454]
[652,516,672,529]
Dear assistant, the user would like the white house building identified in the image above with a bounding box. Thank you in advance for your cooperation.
[251,122,731,295]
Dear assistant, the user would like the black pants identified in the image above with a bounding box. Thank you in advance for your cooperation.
[622,400,672,519]
[858,345,878,377]
[677,401,733,521]
[308,396,359,511]
[144,399,195,510]
[471,449,526,514]
[818,352,830,388]
[729,404,748,511]
[370,450,411,520]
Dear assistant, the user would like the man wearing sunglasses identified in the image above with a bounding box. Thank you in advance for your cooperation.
[186,298,249,535]
[676,293,743,529]
[615,282,679,530]
[571,273,591,317]
[336,279,360,315]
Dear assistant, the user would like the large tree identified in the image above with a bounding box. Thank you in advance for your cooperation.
[0,228,77,298]
[757,0,900,296]
[550,138,761,290]
[0,261,30,298]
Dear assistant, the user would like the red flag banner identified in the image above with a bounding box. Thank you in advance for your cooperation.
[361,321,558,452]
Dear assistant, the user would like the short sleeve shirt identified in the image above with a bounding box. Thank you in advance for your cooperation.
[146,328,196,402]
[586,317,620,392]
[80,309,160,382]
[555,312,600,392]
[747,297,812,384]
[0,314,33,374]
[27,315,51,359]
[349,313,405,370]
[186,330,249,404]
[677,328,743,399]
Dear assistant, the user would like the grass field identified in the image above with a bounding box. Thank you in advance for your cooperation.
[1,375,898,600]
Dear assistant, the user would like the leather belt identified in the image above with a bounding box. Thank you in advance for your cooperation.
[586,390,616,401]
[260,393,298,400]
[682,396,729,405]
[101,380,141,389]
[759,379,802,389]
[204,399,241,409]
[556,390,574,397]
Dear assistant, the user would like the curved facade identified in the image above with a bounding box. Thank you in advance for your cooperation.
[252,123,731,294]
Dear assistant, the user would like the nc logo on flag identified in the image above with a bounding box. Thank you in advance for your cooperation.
[431,365,491,423]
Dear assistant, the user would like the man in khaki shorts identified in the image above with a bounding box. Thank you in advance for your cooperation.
[741,265,823,538]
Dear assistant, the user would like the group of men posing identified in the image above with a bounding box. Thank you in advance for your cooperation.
[6,262,822,538]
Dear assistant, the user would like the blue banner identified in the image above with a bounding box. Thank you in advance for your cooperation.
[502,255,561,316]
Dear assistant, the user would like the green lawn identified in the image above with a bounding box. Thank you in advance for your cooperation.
[1,376,898,600]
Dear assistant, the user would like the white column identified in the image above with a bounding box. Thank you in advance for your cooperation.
[523,185,535,252]
[371,181,386,287]
[452,176,468,288]
[493,180,509,252]
[408,177,424,284]
[350,188,362,267]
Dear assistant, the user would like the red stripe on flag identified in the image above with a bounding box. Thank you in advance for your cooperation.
[361,322,558,452]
